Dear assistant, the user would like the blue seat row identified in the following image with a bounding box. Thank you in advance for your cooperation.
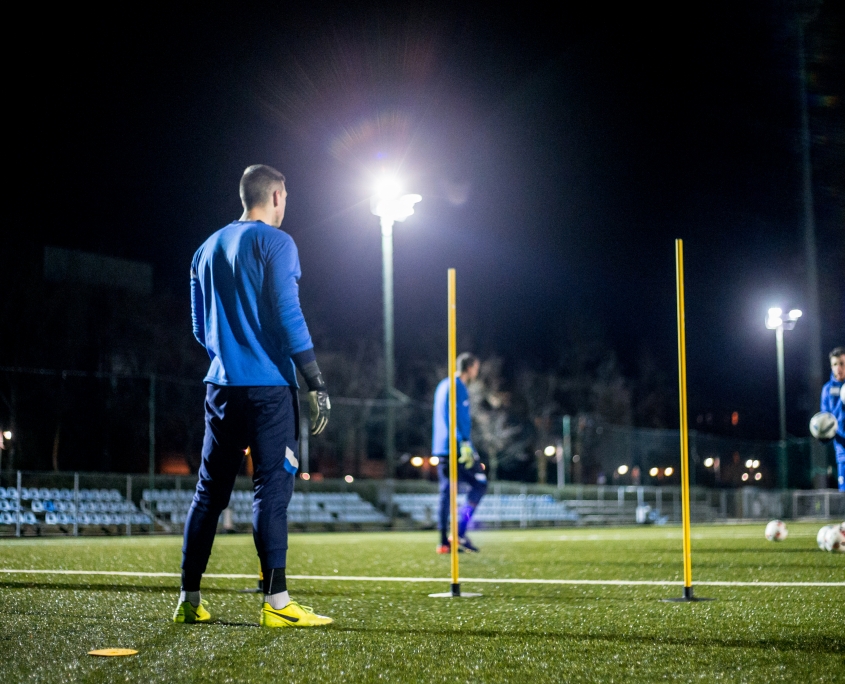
[0,487,124,501]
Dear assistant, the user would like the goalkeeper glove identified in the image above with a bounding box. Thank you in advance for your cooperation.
[459,441,475,468]
[308,390,331,435]
[292,350,331,435]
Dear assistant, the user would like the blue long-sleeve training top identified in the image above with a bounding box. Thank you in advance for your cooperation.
[191,220,313,387]
[432,375,473,456]
[820,372,845,459]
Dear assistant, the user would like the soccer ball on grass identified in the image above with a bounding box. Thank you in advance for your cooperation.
[816,525,834,550]
[822,524,845,553]
[764,520,787,542]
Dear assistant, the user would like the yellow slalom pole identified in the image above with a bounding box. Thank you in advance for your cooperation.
[238,447,263,593]
[676,241,693,593]
[664,239,711,603]
[429,269,480,599]
[447,268,460,596]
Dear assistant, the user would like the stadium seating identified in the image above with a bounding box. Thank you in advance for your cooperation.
[0,482,730,534]
[392,493,579,527]
[141,489,390,527]
[0,486,152,530]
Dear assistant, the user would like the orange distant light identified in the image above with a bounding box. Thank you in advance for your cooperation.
[731,411,739,426]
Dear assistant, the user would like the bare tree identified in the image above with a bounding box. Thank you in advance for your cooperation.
[515,367,559,484]
[469,356,520,482]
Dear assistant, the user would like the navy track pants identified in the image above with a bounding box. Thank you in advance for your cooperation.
[437,460,487,539]
[182,384,299,577]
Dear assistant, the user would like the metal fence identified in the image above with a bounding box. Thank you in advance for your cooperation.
[1,470,843,538]
[576,424,834,490]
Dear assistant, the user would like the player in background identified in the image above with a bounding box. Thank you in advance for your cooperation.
[175,164,332,628]
[432,353,487,553]
[820,347,845,491]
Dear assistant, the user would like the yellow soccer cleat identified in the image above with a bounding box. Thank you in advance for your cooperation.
[173,600,211,624]
[260,601,333,628]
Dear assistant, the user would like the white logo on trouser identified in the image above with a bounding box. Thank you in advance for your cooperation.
[284,446,299,474]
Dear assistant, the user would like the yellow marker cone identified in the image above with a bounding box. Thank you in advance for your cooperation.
[88,648,138,657]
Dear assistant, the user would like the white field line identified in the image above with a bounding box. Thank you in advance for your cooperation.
[0,568,842,587]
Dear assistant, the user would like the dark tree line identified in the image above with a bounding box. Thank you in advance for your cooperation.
[1,241,680,480]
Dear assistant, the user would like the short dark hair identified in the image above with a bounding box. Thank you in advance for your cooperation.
[830,347,845,360]
[239,164,286,210]
[457,352,478,373]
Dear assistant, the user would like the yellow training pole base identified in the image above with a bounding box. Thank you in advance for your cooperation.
[661,586,714,603]
[429,583,482,598]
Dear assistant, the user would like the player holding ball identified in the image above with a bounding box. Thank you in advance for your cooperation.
[818,347,845,491]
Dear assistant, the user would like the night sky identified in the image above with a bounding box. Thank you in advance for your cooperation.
[12,1,845,440]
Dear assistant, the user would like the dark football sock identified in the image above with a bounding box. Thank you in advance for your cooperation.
[263,567,287,595]
[181,570,202,593]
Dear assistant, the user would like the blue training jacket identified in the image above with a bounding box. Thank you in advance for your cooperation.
[820,372,845,460]
[432,375,473,456]
[191,220,313,387]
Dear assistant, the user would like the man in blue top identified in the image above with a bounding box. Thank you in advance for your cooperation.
[432,352,487,554]
[819,347,845,491]
[174,164,332,628]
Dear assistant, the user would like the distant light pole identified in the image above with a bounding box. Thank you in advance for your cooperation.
[371,179,421,480]
[765,307,802,489]
[797,2,826,489]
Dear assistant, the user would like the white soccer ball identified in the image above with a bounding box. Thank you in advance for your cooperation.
[817,525,834,550]
[809,411,838,440]
[822,524,845,553]
[764,519,788,542]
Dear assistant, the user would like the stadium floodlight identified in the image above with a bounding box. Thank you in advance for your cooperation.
[703,457,714,468]
[745,459,754,468]
[371,177,422,481]
[0,430,8,473]
[649,467,659,477]
[766,306,801,489]
[752,459,760,469]
[664,467,674,476]
[429,456,440,466]
[410,456,424,468]
[617,465,629,475]
[765,308,782,330]
[544,445,556,457]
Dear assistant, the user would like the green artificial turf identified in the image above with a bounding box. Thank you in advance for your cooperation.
[0,524,843,682]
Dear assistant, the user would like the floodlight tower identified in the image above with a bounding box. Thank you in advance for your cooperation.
[765,307,802,489]
[371,179,421,480]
